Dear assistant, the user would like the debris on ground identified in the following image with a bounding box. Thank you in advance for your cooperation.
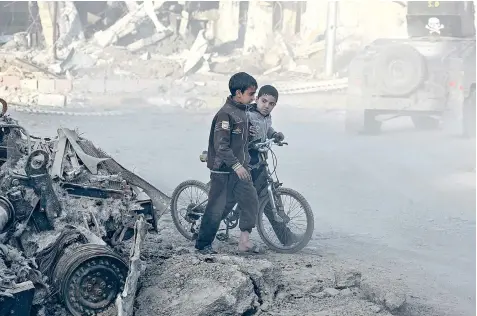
[0,99,169,316]
[0,1,365,110]
[126,214,408,316]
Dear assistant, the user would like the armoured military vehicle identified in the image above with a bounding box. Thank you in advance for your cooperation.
[346,1,476,136]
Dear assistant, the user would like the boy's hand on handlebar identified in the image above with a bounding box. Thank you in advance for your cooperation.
[235,166,251,181]
[273,132,285,142]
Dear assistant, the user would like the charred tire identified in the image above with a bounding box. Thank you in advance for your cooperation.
[374,44,426,96]
[170,180,209,240]
[463,89,476,138]
[256,187,314,254]
[52,243,128,316]
[411,116,440,130]
[345,110,382,135]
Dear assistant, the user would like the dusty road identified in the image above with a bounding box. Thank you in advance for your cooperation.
[12,103,475,316]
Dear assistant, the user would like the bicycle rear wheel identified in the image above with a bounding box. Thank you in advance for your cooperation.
[256,187,314,254]
[170,180,209,240]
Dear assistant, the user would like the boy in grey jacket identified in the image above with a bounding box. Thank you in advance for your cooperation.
[248,85,284,168]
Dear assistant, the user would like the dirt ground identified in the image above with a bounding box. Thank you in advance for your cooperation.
[11,95,475,316]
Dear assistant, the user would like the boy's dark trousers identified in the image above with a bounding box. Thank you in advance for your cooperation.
[195,172,259,250]
[223,165,296,245]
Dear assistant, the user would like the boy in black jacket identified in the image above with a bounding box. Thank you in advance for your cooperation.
[195,72,260,255]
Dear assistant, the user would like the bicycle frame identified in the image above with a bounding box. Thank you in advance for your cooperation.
[188,140,286,223]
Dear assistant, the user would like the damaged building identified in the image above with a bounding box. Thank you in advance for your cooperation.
[0,1,407,110]
[0,98,169,316]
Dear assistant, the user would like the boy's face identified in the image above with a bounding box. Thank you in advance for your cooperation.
[256,94,277,116]
[235,86,257,104]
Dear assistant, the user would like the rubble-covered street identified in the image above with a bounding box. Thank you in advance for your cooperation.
[5,101,474,316]
[0,1,475,316]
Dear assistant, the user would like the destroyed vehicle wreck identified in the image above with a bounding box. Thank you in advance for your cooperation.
[0,99,169,316]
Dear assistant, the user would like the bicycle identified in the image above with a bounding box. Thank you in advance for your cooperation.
[170,139,315,254]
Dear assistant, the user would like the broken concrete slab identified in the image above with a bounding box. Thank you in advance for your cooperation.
[335,269,362,289]
[324,287,341,297]
[359,277,407,312]
[127,31,172,52]
[59,48,96,73]
[135,254,278,316]
[183,30,208,75]
[94,1,166,48]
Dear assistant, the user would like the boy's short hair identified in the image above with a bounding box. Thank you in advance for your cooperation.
[229,72,258,96]
[258,85,279,101]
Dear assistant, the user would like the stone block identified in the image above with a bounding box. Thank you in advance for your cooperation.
[37,93,66,107]
[20,79,38,91]
[55,79,72,93]
[38,79,55,93]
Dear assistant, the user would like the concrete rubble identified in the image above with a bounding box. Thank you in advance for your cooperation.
[0,1,398,109]
[117,217,408,316]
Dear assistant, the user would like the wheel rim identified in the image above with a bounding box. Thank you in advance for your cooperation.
[174,185,208,239]
[259,191,311,251]
[53,244,128,316]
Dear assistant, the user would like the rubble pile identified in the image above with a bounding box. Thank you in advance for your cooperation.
[0,1,375,109]
[127,218,408,316]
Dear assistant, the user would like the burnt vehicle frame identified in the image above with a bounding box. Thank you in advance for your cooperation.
[346,1,476,135]
[0,99,169,316]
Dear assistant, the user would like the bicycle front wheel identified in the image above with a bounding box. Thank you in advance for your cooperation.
[170,180,209,240]
[256,187,314,254]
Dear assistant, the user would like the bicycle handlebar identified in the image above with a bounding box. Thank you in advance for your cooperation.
[252,139,288,152]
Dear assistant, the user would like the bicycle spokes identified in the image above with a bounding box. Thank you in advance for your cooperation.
[263,192,308,247]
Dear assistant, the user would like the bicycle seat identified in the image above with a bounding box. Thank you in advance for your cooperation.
[199,150,208,162]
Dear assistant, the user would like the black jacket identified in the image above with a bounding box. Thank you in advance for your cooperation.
[206,97,251,172]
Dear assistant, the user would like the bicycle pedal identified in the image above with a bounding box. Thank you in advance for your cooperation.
[216,233,229,241]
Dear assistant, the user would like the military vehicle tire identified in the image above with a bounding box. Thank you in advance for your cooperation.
[374,44,426,96]
[345,110,381,135]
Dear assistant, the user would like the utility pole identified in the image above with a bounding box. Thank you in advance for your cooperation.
[52,1,58,60]
[325,0,338,77]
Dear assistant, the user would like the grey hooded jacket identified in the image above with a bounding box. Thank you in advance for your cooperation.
[247,104,276,144]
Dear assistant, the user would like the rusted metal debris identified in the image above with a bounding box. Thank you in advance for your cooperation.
[0,98,170,316]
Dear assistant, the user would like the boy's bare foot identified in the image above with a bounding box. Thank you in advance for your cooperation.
[238,241,254,252]
[238,231,263,254]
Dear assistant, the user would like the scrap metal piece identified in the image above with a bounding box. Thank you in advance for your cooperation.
[50,129,68,179]
[60,128,110,175]
[0,281,35,316]
[78,139,170,230]
[116,215,147,316]
[25,150,62,223]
